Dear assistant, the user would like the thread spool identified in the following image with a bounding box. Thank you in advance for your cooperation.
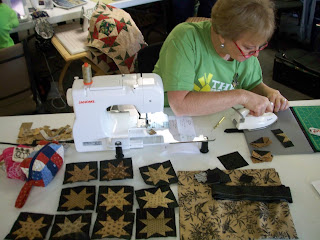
[200,138,209,153]
[82,62,92,85]
[115,141,124,159]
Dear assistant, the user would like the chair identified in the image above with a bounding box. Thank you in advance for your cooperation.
[137,42,164,73]
[0,40,41,116]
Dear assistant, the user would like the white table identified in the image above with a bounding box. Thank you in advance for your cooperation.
[0,100,320,240]
[11,0,161,33]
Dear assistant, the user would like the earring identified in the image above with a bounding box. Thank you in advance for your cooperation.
[220,43,225,48]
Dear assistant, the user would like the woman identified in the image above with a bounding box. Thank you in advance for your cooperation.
[154,0,289,117]
[0,0,19,49]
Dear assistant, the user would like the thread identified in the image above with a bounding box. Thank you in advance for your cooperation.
[82,62,92,85]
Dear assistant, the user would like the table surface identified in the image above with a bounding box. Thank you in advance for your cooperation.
[0,100,320,240]
[11,0,161,33]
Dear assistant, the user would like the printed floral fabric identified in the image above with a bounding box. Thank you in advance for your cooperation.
[178,168,298,240]
[86,2,147,74]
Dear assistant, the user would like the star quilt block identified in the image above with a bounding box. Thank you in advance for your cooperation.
[49,213,92,240]
[136,208,176,239]
[139,160,178,186]
[100,158,133,181]
[97,185,134,213]
[91,211,134,239]
[135,185,178,209]
[57,186,96,211]
[6,212,53,240]
[63,161,98,184]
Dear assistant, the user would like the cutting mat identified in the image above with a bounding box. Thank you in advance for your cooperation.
[291,106,320,152]
[244,108,314,155]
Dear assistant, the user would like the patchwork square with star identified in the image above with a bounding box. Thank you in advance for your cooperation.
[97,185,134,213]
[139,160,178,186]
[136,208,176,239]
[100,158,133,181]
[63,161,98,184]
[135,185,178,209]
[6,212,54,240]
[57,186,96,211]
[91,211,134,239]
[49,213,92,240]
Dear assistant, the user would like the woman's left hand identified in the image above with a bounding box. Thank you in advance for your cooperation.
[267,90,290,112]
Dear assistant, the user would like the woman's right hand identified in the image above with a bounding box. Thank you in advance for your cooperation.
[241,90,273,116]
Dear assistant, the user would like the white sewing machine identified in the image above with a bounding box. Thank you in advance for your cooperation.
[67,73,166,152]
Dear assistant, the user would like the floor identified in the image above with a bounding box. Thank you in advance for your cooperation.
[28,9,313,114]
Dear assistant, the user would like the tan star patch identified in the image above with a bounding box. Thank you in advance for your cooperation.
[100,188,130,211]
[140,188,174,208]
[144,165,175,185]
[53,216,88,237]
[66,164,96,183]
[140,211,172,238]
[12,216,47,240]
[102,161,130,180]
[95,215,131,237]
[61,188,93,210]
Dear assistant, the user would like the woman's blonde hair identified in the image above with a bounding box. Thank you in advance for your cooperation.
[211,0,275,41]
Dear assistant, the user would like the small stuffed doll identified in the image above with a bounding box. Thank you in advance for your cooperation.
[15,143,64,208]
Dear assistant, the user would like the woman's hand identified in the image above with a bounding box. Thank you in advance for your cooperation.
[242,91,273,116]
[267,89,290,112]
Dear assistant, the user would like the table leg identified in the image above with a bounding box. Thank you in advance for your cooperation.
[58,61,72,96]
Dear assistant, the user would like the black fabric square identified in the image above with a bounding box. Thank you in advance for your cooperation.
[97,185,134,213]
[135,185,178,209]
[91,211,134,239]
[57,186,96,211]
[139,160,178,186]
[6,212,54,240]
[136,208,176,239]
[271,129,294,148]
[100,158,133,181]
[49,213,92,240]
[217,151,249,170]
[63,161,98,184]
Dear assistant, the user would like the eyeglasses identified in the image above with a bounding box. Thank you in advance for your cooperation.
[233,41,268,58]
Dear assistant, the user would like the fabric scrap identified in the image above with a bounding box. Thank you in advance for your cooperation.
[100,158,133,181]
[49,213,92,240]
[239,174,254,183]
[6,212,53,240]
[97,185,134,213]
[135,185,178,209]
[211,185,293,203]
[217,151,249,170]
[139,160,178,186]
[178,169,298,240]
[136,208,176,239]
[250,137,272,148]
[251,150,273,163]
[91,211,134,239]
[63,161,98,184]
[57,186,96,211]
[272,129,294,148]
[195,168,231,184]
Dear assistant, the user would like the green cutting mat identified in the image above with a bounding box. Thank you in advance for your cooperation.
[291,106,320,152]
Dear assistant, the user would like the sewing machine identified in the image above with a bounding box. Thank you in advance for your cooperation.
[67,73,165,152]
